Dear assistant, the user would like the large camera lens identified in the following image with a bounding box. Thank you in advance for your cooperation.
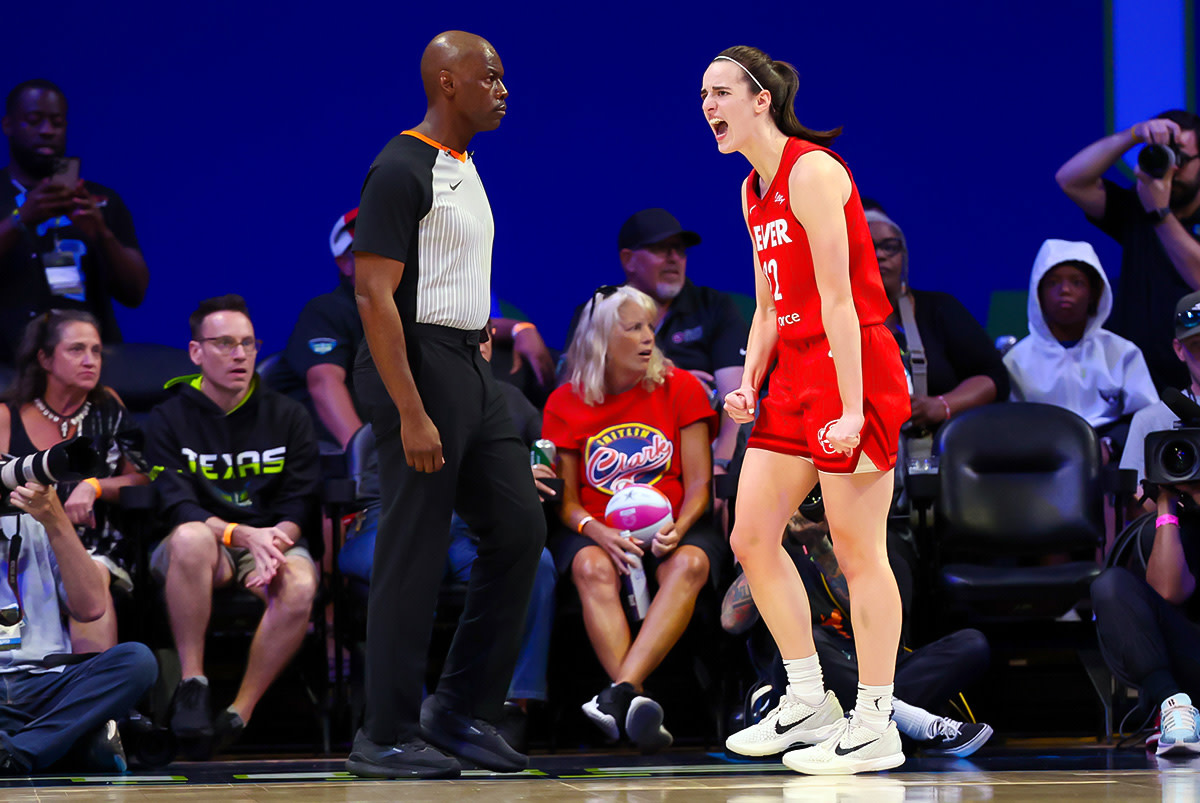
[1163,439,1198,479]
[1139,143,1178,180]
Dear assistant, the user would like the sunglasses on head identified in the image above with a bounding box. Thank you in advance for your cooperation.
[587,285,621,322]
[1178,308,1200,332]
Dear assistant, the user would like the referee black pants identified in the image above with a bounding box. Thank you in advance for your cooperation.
[357,324,545,744]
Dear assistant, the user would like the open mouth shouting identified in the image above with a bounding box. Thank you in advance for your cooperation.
[709,116,728,143]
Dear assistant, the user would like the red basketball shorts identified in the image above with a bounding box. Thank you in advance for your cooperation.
[747,323,910,473]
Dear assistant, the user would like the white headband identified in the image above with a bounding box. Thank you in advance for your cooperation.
[712,56,765,93]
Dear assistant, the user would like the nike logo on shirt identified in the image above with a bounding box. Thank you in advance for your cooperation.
[450,180,463,190]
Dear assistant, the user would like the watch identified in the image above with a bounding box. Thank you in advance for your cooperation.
[1149,207,1173,225]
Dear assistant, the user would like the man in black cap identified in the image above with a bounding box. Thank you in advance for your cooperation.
[566,208,748,482]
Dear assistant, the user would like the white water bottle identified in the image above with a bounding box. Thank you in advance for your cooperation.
[620,531,650,622]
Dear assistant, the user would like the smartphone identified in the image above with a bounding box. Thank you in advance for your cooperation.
[47,157,80,189]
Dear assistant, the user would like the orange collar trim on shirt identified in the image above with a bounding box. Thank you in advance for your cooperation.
[401,130,468,162]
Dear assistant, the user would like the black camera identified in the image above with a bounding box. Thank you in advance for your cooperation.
[0,437,103,509]
[1145,429,1200,485]
[1138,135,1185,180]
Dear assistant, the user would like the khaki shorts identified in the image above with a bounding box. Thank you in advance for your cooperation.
[150,531,313,588]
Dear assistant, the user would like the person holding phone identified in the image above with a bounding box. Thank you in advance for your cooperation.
[0,79,149,365]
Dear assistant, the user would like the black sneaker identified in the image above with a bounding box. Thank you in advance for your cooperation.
[420,695,528,773]
[582,682,636,742]
[625,693,673,754]
[169,678,213,740]
[922,717,994,757]
[496,701,529,755]
[345,729,460,779]
[212,709,246,755]
[0,748,29,776]
[77,719,128,773]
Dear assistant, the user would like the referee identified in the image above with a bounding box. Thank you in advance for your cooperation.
[345,31,545,780]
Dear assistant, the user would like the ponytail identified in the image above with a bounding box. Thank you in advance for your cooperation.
[712,46,841,146]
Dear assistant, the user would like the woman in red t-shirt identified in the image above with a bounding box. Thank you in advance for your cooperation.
[700,46,910,774]
[542,285,721,754]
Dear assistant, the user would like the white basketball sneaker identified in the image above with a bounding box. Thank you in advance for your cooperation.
[726,690,845,757]
[782,713,905,775]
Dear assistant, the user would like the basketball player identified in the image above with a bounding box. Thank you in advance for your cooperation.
[701,46,910,774]
[345,31,545,779]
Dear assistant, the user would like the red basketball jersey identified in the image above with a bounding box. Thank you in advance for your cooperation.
[745,138,891,342]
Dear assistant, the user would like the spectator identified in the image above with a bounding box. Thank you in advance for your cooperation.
[337,333,558,751]
[866,209,1008,433]
[0,480,156,774]
[566,208,748,484]
[0,310,148,654]
[1056,111,1200,390]
[272,209,365,450]
[544,285,724,753]
[1091,480,1200,756]
[1004,239,1157,456]
[1122,290,1200,487]
[0,80,149,365]
[146,295,319,756]
[723,507,993,758]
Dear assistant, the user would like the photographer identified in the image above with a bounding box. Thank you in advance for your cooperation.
[1094,292,1200,755]
[1056,111,1200,390]
[0,480,156,774]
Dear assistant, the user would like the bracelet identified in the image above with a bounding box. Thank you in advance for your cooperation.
[82,477,102,498]
[1156,514,1180,529]
[512,322,536,337]
[576,515,595,534]
[937,395,952,421]
[222,522,238,546]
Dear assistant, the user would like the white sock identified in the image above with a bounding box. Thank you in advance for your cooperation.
[182,675,209,685]
[855,682,894,733]
[890,698,940,740]
[783,654,826,706]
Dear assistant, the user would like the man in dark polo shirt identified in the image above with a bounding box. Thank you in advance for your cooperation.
[566,208,748,476]
[0,80,149,364]
[1057,110,1200,390]
[346,31,544,780]
[271,209,364,450]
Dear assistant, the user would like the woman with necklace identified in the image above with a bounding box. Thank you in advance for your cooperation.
[0,310,148,652]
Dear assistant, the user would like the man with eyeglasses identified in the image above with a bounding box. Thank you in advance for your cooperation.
[1057,110,1200,391]
[566,208,748,491]
[145,294,319,758]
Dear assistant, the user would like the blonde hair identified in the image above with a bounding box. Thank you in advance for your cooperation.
[565,286,669,406]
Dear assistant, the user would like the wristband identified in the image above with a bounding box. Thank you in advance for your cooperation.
[222,522,238,546]
[512,322,536,337]
[82,477,102,498]
[576,515,595,534]
[937,395,952,421]
[1156,514,1180,529]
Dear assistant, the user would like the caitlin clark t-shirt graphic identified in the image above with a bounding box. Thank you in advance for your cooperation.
[542,368,718,520]
[585,424,673,493]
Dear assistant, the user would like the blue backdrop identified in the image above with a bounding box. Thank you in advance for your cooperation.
[5,1,1120,351]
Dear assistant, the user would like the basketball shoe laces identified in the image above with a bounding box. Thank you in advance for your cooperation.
[1164,703,1198,736]
[932,718,961,741]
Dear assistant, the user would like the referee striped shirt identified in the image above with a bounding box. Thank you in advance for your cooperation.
[354,131,493,331]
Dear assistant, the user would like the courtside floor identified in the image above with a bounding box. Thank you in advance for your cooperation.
[1,745,1198,802]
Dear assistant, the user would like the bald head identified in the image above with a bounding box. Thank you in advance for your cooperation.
[420,31,497,105]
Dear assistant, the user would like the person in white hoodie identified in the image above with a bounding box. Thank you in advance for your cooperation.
[1004,239,1158,456]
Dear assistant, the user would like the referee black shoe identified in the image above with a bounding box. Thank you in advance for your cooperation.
[345,729,460,779]
[420,695,528,773]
